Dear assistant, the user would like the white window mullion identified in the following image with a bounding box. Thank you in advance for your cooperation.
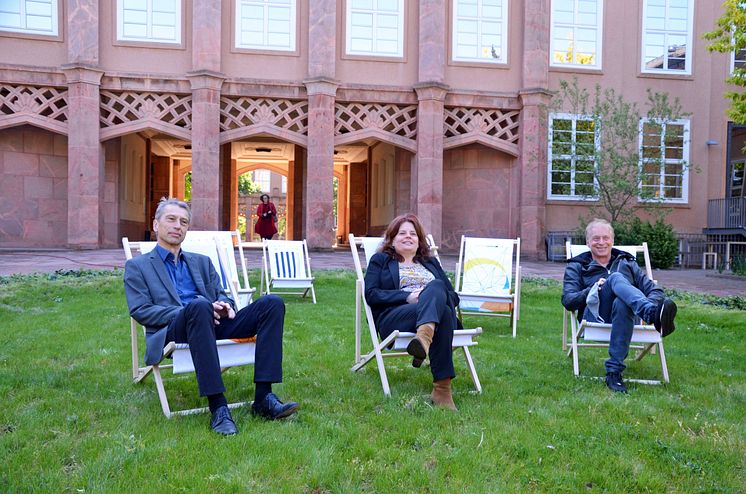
[346,0,404,57]
[0,0,58,36]
[118,0,181,44]
[550,0,603,69]
[236,0,295,52]
[452,0,508,64]
[548,113,599,200]
[639,118,689,203]
[641,0,693,74]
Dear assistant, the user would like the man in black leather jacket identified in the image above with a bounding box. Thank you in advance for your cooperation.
[562,219,677,392]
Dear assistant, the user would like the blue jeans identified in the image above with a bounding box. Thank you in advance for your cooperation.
[582,272,656,374]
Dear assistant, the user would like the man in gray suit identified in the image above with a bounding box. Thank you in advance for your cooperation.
[124,198,298,435]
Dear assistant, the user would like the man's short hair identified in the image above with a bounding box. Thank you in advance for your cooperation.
[154,197,191,223]
[585,218,614,243]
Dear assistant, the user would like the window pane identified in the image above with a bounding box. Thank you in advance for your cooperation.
[0,13,22,28]
[123,23,147,38]
[152,12,175,26]
[152,25,175,39]
[125,0,147,10]
[26,2,52,16]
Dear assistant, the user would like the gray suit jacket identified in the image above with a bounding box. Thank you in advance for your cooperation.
[123,248,235,366]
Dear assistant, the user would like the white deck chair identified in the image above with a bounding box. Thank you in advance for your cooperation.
[454,236,522,337]
[349,233,483,397]
[425,233,442,264]
[563,241,669,384]
[122,237,256,417]
[260,239,316,303]
[184,230,255,307]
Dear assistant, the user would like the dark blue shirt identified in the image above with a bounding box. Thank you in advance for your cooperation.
[154,244,200,306]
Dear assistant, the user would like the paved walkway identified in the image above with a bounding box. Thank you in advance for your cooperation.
[1,246,744,297]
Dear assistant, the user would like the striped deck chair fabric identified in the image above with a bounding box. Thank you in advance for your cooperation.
[261,239,317,303]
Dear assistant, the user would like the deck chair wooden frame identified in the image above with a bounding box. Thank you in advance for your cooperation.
[562,241,669,384]
[260,239,316,303]
[454,236,522,337]
[184,230,255,307]
[122,237,257,417]
[349,234,483,397]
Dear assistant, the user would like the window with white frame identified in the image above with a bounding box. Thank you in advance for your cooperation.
[641,0,693,74]
[0,0,58,36]
[452,0,508,63]
[346,0,404,57]
[639,119,689,202]
[117,0,181,44]
[732,48,746,74]
[550,0,603,68]
[235,0,296,51]
[547,113,598,199]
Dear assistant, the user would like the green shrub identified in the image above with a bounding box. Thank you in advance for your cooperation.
[612,218,678,269]
[731,255,746,276]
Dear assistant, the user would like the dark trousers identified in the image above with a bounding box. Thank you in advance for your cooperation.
[377,279,456,381]
[166,295,285,396]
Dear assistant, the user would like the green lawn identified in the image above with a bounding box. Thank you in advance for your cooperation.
[1,270,744,493]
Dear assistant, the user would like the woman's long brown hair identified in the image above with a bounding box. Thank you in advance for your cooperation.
[380,213,432,263]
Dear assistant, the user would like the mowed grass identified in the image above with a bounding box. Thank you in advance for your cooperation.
[1,270,744,493]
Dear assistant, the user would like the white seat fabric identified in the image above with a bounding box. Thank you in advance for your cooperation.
[260,239,316,303]
[454,236,522,337]
[183,230,255,307]
[349,234,482,397]
[122,237,256,417]
[563,241,670,384]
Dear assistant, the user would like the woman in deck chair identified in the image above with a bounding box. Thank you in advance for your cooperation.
[364,214,461,410]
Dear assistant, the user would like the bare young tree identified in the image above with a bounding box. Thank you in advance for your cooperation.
[546,78,691,224]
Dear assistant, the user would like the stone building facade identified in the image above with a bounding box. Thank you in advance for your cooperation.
[0,1,740,257]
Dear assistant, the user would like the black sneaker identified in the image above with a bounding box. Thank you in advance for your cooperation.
[653,298,677,337]
[605,372,628,393]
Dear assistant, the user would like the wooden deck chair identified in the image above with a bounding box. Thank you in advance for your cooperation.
[184,230,255,307]
[122,237,257,417]
[349,233,483,397]
[454,236,522,337]
[260,239,316,303]
[425,233,442,264]
[563,241,669,384]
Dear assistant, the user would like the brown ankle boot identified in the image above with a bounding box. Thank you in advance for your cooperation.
[407,323,434,367]
[431,378,457,411]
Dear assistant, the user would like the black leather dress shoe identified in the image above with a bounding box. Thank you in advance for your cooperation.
[251,392,299,420]
[210,405,237,435]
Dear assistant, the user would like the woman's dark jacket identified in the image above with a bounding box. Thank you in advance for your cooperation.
[364,251,460,325]
[561,248,662,316]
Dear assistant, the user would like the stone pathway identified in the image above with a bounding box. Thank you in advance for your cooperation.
[0,247,744,297]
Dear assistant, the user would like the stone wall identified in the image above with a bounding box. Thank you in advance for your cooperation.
[0,126,68,248]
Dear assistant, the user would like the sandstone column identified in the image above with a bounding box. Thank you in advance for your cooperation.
[302,79,338,248]
[303,0,337,247]
[187,72,225,230]
[188,0,224,229]
[413,0,447,242]
[413,84,448,242]
[519,0,551,259]
[63,0,102,248]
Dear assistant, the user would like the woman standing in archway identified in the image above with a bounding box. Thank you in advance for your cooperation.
[254,194,278,240]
